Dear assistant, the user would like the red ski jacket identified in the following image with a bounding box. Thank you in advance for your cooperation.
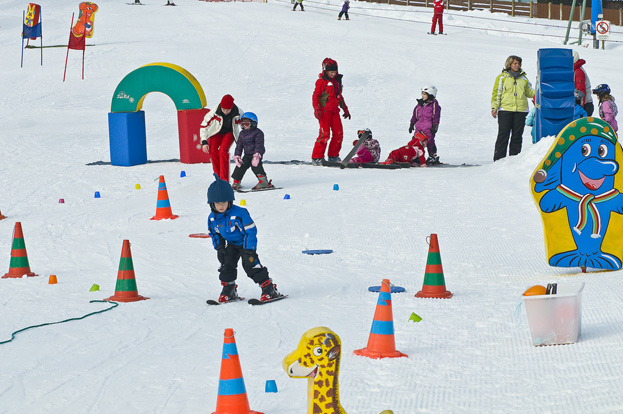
[312,73,348,114]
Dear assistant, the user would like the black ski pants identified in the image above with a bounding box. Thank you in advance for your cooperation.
[231,154,266,181]
[218,243,269,285]
[494,110,527,161]
[584,102,594,117]
[293,2,304,10]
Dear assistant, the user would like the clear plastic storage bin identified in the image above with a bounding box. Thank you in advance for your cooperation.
[523,282,584,346]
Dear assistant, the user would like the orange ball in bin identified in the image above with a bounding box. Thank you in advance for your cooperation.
[523,285,547,296]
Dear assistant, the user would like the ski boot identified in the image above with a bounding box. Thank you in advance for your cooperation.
[338,17,342,20]
[253,175,273,190]
[232,180,241,191]
[311,158,324,166]
[426,154,440,165]
[219,281,239,303]
[260,279,281,302]
[328,156,341,162]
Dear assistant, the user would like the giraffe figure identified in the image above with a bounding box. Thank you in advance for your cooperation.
[283,327,346,414]
[283,327,395,414]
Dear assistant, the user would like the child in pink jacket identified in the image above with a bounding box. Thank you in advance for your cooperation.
[349,129,381,165]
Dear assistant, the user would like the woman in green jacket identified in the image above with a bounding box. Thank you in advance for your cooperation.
[491,55,535,161]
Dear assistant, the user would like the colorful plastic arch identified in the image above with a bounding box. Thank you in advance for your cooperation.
[110,62,206,113]
[107,63,210,166]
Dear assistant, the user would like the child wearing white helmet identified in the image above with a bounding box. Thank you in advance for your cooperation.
[409,86,442,165]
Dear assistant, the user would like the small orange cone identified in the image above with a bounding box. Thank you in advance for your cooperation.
[48,275,58,284]
[150,175,179,220]
[0,210,6,220]
[213,329,264,414]
[415,234,453,299]
[354,279,407,359]
[3,222,37,279]
[104,240,149,302]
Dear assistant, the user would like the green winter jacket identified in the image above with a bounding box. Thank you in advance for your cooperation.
[491,70,535,113]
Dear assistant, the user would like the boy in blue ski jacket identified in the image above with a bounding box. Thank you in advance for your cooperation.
[206,173,281,303]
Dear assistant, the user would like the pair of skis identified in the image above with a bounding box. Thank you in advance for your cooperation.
[207,295,288,306]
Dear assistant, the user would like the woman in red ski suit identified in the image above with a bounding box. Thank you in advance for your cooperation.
[311,58,351,164]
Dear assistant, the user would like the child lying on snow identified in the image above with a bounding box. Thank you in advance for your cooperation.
[381,131,429,167]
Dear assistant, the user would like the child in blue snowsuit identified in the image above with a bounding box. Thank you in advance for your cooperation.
[574,90,588,120]
[206,173,281,303]
[338,0,350,20]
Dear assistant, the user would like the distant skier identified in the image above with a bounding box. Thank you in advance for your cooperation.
[206,174,283,303]
[292,0,304,11]
[409,86,442,165]
[349,129,381,165]
[429,0,444,34]
[338,0,350,20]
[381,131,429,167]
[231,112,274,191]
[311,58,351,165]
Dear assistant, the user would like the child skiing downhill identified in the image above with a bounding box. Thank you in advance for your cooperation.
[312,58,351,165]
[206,174,283,304]
[381,131,429,167]
[231,112,273,191]
[338,0,350,20]
[409,86,442,165]
[593,84,618,133]
[429,0,444,34]
[349,129,381,165]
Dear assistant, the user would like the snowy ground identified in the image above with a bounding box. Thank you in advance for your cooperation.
[1,0,623,413]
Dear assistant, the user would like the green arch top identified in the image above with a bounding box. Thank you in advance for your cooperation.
[110,63,207,113]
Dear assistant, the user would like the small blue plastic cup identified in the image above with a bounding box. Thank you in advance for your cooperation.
[265,379,278,393]
[333,184,339,191]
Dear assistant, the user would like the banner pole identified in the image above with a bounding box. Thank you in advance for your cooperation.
[40,11,43,65]
[63,13,75,82]
[21,10,25,68]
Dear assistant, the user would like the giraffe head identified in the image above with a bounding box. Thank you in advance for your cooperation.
[283,327,345,414]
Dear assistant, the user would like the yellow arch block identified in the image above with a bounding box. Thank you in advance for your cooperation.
[110,63,207,113]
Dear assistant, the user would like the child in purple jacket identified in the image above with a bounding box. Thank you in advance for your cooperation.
[338,0,350,20]
[231,112,274,191]
[409,85,442,164]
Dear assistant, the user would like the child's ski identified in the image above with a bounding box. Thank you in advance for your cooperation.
[360,163,402,169]
[206,297,246,306]
[235,186,283,193]
[340,130,371,168]
[322,160,358,168]
[248,295,288,306]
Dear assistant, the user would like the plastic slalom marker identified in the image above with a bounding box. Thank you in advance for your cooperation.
[415,234,453,299]
[213,328,264,414]
[150,175,179,220]
[3,222,37,279]
[104,240,149,302]
[0,210,6,220]
[354,279,407,359]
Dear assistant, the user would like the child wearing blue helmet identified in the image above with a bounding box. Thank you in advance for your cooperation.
[206,173,283,303]
[231,112,274,191]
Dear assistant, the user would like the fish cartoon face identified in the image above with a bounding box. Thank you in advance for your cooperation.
[560,137,618,193]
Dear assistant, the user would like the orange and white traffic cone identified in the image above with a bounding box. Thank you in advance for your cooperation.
[150,175,179,220]
[213,328,264,414]
[354,279,407,359]
[104,240,149,302]
[0,210,6,220]
[415,233,453,299]
[3,222,37,279]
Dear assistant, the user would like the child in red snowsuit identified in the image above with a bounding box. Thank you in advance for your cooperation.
[430,0,444,35]
[381,132,429,167]
[311,58,351,165]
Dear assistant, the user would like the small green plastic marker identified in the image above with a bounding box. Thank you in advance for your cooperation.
[90,284,100,292]
[409,312,422,322]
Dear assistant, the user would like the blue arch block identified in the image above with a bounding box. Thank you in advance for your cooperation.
[108,111,147,166]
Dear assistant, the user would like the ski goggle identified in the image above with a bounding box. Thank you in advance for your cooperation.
[241,121,252,128]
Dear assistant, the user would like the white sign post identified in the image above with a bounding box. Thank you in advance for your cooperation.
[596,20,610,49]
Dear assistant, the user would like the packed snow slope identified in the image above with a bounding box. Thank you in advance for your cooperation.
[1,0,623,413]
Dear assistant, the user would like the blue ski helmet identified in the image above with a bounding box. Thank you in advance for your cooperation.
[240,112,258,129]
[207,173,235,204]
[592,84,611,97]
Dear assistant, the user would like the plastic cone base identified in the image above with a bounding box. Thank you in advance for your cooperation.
[2,271,36,279]
[415,289,453,299]
[0,211,6,220]
[353,348,407,359]
[150,214,179,221]
[104,293,149,302]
